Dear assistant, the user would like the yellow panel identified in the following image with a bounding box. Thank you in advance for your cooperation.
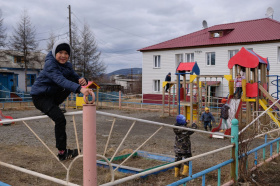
[76,97,85,107]
[241,79,246,101]
[244,99,256,102]
[224,75,232,82]
[190,75,197,83]
[162,81,168,88]
[229,80,234,96]
[261,99,273,111]
[185,105,198,121]
[199,81,202,88]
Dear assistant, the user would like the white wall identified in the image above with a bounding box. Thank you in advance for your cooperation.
[142,42,280,97]
[115,79,128,89]
[14,69,40,92]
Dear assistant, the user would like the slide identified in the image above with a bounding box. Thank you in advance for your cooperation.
[211,96,243,138]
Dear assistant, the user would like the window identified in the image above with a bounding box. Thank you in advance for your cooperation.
[228,50,239,59]
[210,31,223,38]
[206,52,215,66]
[175,54,183,68]
[153,55,161,68]
[153,80,160,92]
[14,56,24,63]
[185,53,194,62]
[27,74,36,87]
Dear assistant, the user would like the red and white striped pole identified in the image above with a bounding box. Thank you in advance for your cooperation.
[83,92,97,186]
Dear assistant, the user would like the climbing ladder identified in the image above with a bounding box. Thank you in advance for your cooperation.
[259,84,280,127]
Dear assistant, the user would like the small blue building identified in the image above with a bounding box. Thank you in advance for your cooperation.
[0,50,45,99]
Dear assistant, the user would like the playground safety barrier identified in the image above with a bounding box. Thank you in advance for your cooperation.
[1,100,280,185]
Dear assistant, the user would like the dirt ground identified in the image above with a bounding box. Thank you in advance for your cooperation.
[0,107,278,185]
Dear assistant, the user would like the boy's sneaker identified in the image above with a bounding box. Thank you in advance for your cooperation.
[57,149,80,161]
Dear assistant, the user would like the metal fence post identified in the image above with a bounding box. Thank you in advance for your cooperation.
[119,91,121,109]
[83,93,97,186]
[231,118,239,182]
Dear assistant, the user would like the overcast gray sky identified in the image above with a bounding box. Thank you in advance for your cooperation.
[1,0,280,73]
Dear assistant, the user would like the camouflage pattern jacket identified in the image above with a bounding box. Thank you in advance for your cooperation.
[220,104,230,119]
[173,123,197,154]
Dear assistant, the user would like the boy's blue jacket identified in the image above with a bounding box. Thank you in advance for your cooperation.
[200,112,215,122]
[31,51,81,96]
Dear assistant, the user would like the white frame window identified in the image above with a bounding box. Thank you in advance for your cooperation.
[153,80,160,92]
[206,52,215,66]
[185,53,194,62]
[175,54,183,68]
[228,50,239,60]
[153,55,161,68]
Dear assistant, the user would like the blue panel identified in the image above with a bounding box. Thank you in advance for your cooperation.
[96,163,140,174]
[192,62,200,75]
[0,181,11,186]
[137,150,175,162]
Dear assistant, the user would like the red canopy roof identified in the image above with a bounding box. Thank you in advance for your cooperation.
[176,62,200,75]
[177,62,195,71]
[228,47,268,69]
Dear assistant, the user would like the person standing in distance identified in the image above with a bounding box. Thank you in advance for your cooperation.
[165,72,171,92]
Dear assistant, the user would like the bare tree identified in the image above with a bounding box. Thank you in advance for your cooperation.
[79,22,106,80]
[0,9,6,48]
[9,9,38,92]
[46,30,56,51]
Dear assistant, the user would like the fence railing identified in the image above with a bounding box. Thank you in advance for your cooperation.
[1,98,280,185]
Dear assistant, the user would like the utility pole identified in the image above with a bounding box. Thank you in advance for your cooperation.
[68,5,73,65]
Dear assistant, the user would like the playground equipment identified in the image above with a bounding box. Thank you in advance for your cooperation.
[0,110,13,125]
[162,62,231,125]
[76,81,100,109]
[228,47,280,126]
[163,47,280,137]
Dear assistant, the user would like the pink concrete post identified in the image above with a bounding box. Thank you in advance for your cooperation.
[83,92,97,186]
[119,91,121,109]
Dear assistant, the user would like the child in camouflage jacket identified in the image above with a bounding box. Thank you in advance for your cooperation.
[174,114,197,177]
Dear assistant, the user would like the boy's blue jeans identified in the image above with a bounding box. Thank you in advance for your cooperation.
[32,89,71,150]
[204,121,212,131]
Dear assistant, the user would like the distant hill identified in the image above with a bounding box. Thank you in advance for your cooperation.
[107,68,142,76]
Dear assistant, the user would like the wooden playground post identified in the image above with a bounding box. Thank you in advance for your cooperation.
[255,68,259,112]
[183,74,187,117]
[197,76,201,119]
[162,83,165,116]
[176,73,179,115]
[168,87,171,116]
[245,68,251,124]
[190,80,193,124]
[230,68,233,77]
